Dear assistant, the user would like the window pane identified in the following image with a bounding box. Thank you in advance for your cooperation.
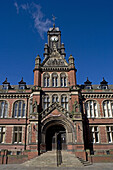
[52,78,54,87]
[2,133,5,143]
[52,97,55,103]
[56,97,58,102]
[14,133,17,143]
[14,103,18,117]
[64,77,66,87]
[1,102,4,118]
[18,133,22,143]
[107,132,111,142]
[44,77,46,87]
[61,77,63,87]
[47,77,49,87]
[22,103,25,117]
[4,103,8,118]
[111,104,113,116]
[18,101,22,117]
[95,132,99,142]
[19,127,22,131]
[56,77,58,87]
[94,103,97,117]
[14,127,17,131]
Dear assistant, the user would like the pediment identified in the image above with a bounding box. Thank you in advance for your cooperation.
[43,57,68,67]
[40,102,71,120]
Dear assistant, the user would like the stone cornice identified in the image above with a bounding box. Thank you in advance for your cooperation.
[82,93,113,99]
[41,67,69,71]
[0,93,30,99]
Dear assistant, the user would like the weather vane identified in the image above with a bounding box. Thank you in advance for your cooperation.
[52,15,57,27]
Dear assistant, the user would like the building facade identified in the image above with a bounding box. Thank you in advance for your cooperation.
[0,25,113,163]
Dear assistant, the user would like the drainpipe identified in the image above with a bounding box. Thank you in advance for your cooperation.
[24,97,29,150]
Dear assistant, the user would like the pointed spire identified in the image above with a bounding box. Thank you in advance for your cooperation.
[52,15,56,28]
[100,77,108,85]
[2,78,10,84]
[18,77,26,84]
[84,77,92,85]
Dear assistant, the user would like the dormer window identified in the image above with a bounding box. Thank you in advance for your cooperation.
[84,77,92,89]
[100,77,108,90]
[101,86,107,90]
[3,84,8,90]
[2,78,11,90]
[18,77,26,90]
[85,86,91,89]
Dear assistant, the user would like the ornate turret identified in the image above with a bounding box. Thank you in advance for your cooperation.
[35,55,41,68]
[68,55,75,68]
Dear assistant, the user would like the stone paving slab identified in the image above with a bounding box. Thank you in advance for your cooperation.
[0,164,113,170]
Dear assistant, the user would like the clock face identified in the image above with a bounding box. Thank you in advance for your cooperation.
[50,36,58,42]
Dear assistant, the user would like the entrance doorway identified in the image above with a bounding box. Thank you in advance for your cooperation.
[45,125,66,151]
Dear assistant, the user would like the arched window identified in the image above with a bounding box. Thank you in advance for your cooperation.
[103,100,113,117]
[43,73,50,87]
[60,73,67,87]
[13,101,26,118]
[85,100,98,118]
[0,101,8,118]
[52,73,58,87]
[52,94,59,103]
[43,95,50,110]
[61,95,68,110]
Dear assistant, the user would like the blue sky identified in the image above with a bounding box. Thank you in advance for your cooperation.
[0,0,113,85]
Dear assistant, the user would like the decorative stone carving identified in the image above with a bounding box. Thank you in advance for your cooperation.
[83,93,113,99]
[46,58,65,66]
[30,100,39,119]
[71,100,82,120]
[32,86,41,91]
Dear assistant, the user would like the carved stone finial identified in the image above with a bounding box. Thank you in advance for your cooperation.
[52,15,56,28]
[35,55,41,67]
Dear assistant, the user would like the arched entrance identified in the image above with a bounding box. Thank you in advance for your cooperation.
[45,124,66,151]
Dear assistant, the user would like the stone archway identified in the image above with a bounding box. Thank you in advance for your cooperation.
[41,116,75,152]
[45,124,66,151]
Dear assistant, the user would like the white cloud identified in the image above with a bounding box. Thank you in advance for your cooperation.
[14,2,52,39]
[14,2,19,14]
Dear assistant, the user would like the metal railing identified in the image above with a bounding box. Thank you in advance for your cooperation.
[57,150,62,166]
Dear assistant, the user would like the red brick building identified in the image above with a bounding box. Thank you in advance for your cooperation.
[0,25,113,163]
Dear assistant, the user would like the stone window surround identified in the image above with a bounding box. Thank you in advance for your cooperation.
[42,93,69,110]
[90,126,99,143]
[42,72,68,87]
[12,100,26,118]
[85,100,99,118]
[0,100,8,118]
[0,126,6,143]
[13,126,23,144]
[106,126,113,143]
[102,100,113,118]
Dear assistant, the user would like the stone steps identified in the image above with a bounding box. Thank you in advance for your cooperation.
[23,151,84,167]
[77,157,92,166]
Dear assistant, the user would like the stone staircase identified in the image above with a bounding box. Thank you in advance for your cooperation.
[77,157,92,166]
[23,150,84,167]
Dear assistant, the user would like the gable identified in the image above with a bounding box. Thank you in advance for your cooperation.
[43,57,68,67]
[40,102,71,120]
